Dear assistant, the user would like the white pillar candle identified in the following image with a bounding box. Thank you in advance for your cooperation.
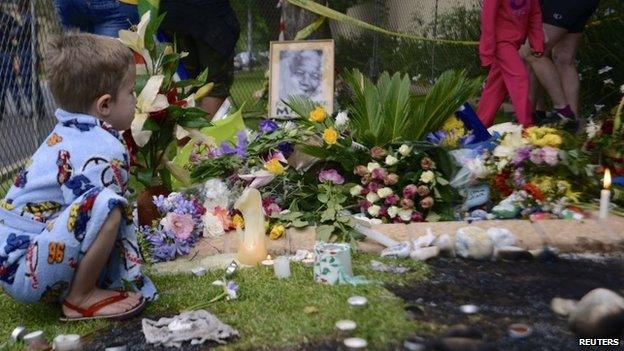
[53,334,81,351]
[599,169,611,220]
[274,256,291,279]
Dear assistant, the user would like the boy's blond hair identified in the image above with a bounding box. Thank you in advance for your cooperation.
[46,32,134,113]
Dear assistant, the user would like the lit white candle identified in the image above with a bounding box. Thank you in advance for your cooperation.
[599,169,611,220]
[261,255,274,267]
[274,256,291,279]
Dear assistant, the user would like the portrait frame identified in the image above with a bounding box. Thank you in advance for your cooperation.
[268,39,334,119]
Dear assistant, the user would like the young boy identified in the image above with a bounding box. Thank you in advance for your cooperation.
[477,0,545,127]
[0,33,156,321]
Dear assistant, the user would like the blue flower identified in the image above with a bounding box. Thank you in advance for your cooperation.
[277,142,294,158]
[220,130,248,159]
[259,119,279,134]
[426,130,448,146]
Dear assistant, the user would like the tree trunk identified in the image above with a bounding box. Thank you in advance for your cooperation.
[282,0,332,40]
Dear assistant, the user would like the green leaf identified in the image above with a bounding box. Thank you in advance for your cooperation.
[320,208,336,222]
[142,118,161,131]
[317,194,329,203]
[316,225,334,242]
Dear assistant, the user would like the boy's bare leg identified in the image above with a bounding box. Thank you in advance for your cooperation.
[63,207,141,318]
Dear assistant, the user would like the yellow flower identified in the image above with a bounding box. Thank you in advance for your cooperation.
[323,127,338,145]
[232,214,245,229]
[309,106,327,123]
[0,199,14,210]
[265,158,285,175]
[269,225,285,240]
[442,116,465,134]
[525,126,562,147]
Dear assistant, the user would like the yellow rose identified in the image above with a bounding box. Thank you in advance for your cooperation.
[541,134,562,147]
[232,214,245,229]
[323,127,338,145]
[269,225,285,240]
[309,106,327,123]
[265,158,285,175]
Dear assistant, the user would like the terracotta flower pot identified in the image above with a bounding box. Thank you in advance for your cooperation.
[137,185,170,227]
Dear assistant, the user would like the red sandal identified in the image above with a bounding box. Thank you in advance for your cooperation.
[60,291,146,322]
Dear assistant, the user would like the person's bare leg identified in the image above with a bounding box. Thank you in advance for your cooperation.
[63,207,141,318]
[199,96,226,120]
[552,33,582,115]
[523,24,569,109]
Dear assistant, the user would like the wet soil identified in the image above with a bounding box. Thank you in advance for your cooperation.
[388,256,624,351]
[83,256,624,350]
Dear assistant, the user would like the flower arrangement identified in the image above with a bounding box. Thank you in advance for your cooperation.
[467,124,593,216]
[349,144,452,223]
[138,192,206,262]
[119,1,213,189]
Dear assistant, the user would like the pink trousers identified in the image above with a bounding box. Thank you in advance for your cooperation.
[477,42,533,127]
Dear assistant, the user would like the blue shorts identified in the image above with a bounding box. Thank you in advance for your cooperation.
[54,0,139,37]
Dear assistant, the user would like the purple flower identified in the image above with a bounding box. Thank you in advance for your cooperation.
[411,211,424,222]
[367,181,381,193]
[259,119,279,134]
[426,130,448,146]
[513,147,532,165]
[459,133,476,147]
[384,194,399,205]
[371,167,388,180]
[318,169,345,185]
[529,148,543,164]
[403,184,417,199]
[220,130,248,159]
[512,168,526,187]
[541,147,559,166]
[278,142,294,158]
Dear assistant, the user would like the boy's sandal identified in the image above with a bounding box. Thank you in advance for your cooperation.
[60,291,146,322]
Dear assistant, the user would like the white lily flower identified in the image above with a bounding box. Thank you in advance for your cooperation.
[118,12,153,70]
[131,75,169,146]
[238,170,275,188]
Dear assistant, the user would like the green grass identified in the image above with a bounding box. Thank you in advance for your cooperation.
[1,254,428,350]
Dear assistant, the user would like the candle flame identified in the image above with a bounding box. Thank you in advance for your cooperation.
[604,169,611,189]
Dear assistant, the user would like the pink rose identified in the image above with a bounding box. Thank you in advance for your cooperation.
[368,181,381,193]
[530,149,543,164]
[371,167,388,180]
[400,198,414,209]
[416,185,430,197]
[403,184,417,199]
[370,146,387,159]
[384,194,399,206]
[361,174,372,185]
[359,200,372,210]
[420,196,434,209]
[421,157,436,170]
[354,165,369,176]
[384,173,399,185]
[161,212,195,240]
[379,206,388,217]
[411,211,424,222]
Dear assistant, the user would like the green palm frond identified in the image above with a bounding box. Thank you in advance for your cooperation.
[342,69,482,147]
[284,96,320,120]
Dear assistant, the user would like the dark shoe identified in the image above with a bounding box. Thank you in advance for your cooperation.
[553,106,579,134]
[534,110,557,126]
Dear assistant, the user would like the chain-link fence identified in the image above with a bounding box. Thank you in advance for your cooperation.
[1,0,623,196]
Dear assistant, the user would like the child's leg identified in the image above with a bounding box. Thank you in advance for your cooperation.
[497,43,533,126]
[477,62,507,127]
[62,206,142,318]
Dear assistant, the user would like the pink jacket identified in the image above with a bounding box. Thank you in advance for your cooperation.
[479,0,545,67]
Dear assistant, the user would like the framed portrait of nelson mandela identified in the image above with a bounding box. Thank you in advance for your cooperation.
[268,40,334,118]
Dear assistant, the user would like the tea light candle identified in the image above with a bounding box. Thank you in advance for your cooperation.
[10,326,27,342]
[344,337,368,350]
[23,331,44,346]
[599,169,611,220]
[274,256,291,279]
[335,320,357,332]
[459,304,479,314]
[508,323,533,338]
[261,255,274,267]
[347,296,368,307]
[53,334,81,351]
